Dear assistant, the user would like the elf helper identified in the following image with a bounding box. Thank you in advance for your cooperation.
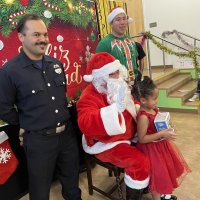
[77,52,150,200]
[96,7,138,84]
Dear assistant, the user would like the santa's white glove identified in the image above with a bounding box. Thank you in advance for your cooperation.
[116,84,126,113]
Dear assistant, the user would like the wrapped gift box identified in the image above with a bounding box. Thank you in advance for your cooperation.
[154,112,170,132]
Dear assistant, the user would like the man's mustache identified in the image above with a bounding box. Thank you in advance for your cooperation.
[35,42,48,46]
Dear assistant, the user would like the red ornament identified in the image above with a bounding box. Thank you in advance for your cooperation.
[19,0,29,6]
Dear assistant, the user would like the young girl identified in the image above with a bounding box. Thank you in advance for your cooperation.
[133,76,191,200]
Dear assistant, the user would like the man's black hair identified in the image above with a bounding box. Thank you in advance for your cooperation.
[16,14,42,33]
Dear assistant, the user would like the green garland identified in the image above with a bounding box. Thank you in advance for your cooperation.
[0,0,96,36]
[145,31,200,76]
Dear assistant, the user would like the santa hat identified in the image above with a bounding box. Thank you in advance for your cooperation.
[108,7,133,24]
[83,52,122,82]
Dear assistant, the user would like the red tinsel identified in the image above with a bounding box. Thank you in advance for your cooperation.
[139,32,147,48]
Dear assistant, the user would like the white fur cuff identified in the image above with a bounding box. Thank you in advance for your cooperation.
[100,103,126,135]
[0,131,8,144]
[124,173,150,189]
[82,135,131,154]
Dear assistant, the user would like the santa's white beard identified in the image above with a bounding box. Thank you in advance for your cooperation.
[106,78,132,106]
[92,76,108,94]
[92,66,130,95]
[92,74,132,106]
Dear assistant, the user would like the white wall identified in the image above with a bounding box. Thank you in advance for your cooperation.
[142,0,200,67]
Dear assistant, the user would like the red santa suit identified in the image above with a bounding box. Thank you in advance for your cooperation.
[77,52,149,190]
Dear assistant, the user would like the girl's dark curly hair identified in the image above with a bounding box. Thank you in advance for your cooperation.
[132,76,157,100]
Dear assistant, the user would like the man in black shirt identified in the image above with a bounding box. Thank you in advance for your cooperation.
[135,42,146,82]
[0,14,81,200]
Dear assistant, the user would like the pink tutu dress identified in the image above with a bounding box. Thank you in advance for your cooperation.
[136,109,191,194]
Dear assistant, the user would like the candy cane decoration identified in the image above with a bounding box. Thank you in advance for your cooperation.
[42,0,61,12]
[9,10,26,26]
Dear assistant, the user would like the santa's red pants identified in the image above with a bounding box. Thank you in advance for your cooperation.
[95,143,150,189]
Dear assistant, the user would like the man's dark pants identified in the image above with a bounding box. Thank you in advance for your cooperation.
[23,120,81,200]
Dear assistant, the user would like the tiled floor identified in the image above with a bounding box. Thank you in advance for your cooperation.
[20,112,200,200]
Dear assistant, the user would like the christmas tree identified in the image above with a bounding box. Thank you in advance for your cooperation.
[0,0,96,36]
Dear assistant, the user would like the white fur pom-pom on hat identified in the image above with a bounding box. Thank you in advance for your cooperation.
[128,17,133,24]
[83,74,93,82]
[83,52,122,82]
[108,7,126,24]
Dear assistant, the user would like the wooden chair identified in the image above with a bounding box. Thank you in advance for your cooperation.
[85,153,125,200]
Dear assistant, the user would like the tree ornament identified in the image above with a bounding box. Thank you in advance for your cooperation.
[57,35,64,43]
[0,40,4,51]
[9,10,26,26]
[79,56,83,62]
[67,6,71,12]
[19,0,29,5]
[90,31,95,42]
[67,2,73,12]
[85,45,91,62]
[5,0,14,4]
[44,10,52,19]
[89,8,94,15]
[42,0,61,12]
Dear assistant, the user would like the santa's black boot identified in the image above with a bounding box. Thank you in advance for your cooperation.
[126,186,143,200]
[160,194,177,200]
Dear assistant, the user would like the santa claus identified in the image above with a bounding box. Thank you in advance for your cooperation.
[77,52,149,200]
